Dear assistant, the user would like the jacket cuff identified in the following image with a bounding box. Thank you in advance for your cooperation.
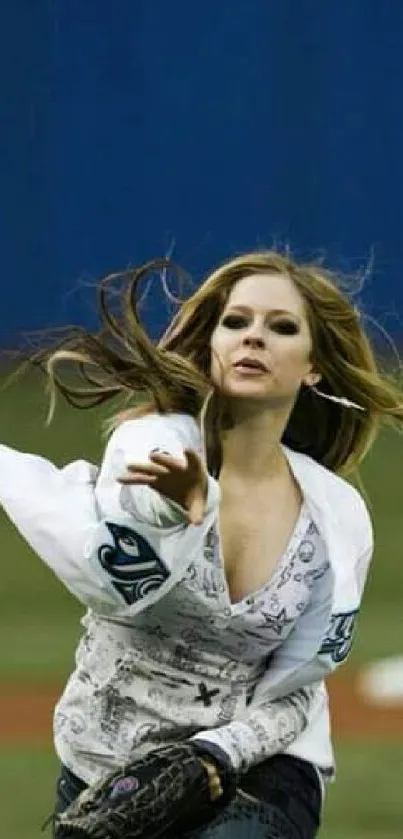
[191,737,235,773]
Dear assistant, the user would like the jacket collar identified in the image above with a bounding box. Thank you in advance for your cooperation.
[282,446,364,608]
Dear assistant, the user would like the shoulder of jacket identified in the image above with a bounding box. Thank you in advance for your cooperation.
[285,447,373,545]
[107,412,201,449]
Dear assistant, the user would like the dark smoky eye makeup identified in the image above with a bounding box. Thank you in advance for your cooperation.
[270,319,300,334]
[220,313,300,333]
[220,314,248,328]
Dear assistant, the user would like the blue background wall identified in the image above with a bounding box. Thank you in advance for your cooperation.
[2,1,403,344]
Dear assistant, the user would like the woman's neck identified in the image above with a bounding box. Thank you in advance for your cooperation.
[219,403,290,482]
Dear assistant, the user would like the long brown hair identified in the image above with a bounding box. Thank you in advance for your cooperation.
[29,251,403,476]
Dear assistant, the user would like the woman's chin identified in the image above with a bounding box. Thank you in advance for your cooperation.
[218,385,295,414]
[222,381,274,399]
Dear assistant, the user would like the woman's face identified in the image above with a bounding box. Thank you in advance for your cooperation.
[210,272,319,406]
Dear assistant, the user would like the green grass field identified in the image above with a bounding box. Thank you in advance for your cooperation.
[0,370,402,837]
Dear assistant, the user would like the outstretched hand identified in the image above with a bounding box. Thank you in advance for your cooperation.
[118,448,208,525]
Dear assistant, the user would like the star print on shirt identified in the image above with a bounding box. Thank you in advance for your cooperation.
[306,520,320,536]
[259,608,294,635]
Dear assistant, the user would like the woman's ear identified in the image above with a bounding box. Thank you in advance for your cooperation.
[303,370,322,387]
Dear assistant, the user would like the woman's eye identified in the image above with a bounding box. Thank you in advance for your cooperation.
[271,320,299,335]
[221,315,248,329]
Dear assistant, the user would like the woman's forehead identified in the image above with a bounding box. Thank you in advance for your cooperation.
[225,272,306,316]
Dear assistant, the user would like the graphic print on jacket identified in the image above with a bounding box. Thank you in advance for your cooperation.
[98,522,170,605]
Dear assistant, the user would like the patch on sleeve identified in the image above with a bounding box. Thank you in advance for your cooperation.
[319,610,358,663]
[98,522,170,605]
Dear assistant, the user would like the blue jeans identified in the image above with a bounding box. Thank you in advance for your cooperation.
[52,754,321,838]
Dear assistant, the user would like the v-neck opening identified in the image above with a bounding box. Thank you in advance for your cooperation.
[215,499,311,614]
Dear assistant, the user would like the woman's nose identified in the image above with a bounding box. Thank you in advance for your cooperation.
[242,333,266,348]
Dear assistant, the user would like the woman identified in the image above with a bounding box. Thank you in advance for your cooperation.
[2,250,402,838]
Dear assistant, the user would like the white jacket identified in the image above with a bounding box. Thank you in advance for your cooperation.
[0,412,373,781]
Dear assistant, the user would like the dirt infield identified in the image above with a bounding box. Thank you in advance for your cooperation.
[0,674,402,746]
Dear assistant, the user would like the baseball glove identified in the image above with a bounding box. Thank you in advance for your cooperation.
[54,742,237,838]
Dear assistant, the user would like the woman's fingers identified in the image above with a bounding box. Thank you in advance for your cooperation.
[118,454,181,484]
[125,460,170,476]
[149,451,187,470]
[123,449,201,476]
[187,492,206,526]
[183,448,203,471]
[117,461,167,484]
[118,473,157,485]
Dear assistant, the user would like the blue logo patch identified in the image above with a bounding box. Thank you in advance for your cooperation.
[98,522,170,605]
[319,610,358,663]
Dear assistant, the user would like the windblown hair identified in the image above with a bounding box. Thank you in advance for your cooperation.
[30,251,403,476]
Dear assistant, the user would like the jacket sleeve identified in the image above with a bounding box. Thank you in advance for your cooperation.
[191,536,373,772]
[0,413,219,615]
[190,568,333,772]
[192,685,317,773]
[0,444,106,608]
[261,537,373,697]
